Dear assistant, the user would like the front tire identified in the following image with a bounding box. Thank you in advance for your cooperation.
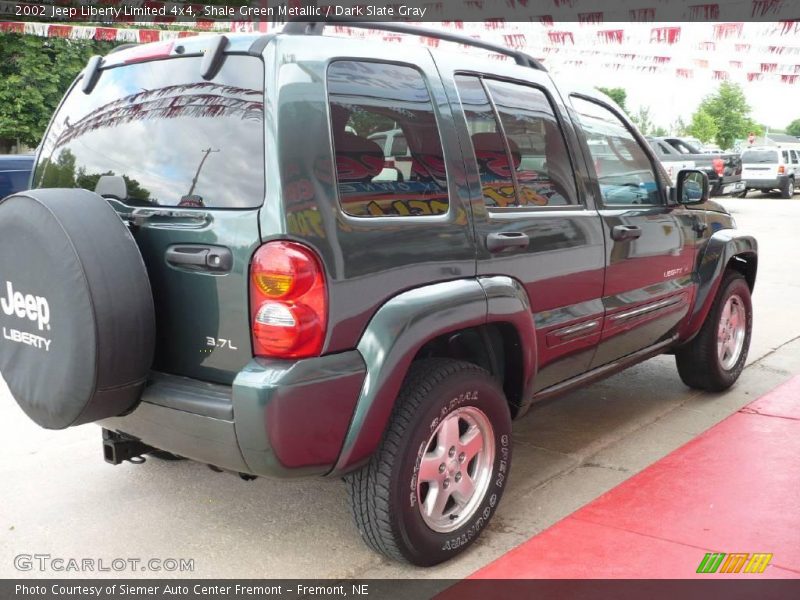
[675,271,752,391]
[346,359,512,566]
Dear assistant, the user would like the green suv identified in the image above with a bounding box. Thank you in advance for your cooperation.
[0,23,757,566]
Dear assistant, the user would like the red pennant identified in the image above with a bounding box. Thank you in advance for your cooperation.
[735,43,752,52]
[0,22,25,33]
[47,25,72,38]
[714,22,743,39]
[676,68,694,78]
[651,26,681,44]
[598,29,624,43]
[579,12,603,23]
[752,0,783,17]
[781,74,799,83]
[548,31,575,45]
[138,29,161,44]
[713,70,729,80]
[689,4,720,20]
[748,72,763,81]
[761,62,778,72]
[94,27,118,41]
[629,7,655,21]
[503,34,527,49]
[699,41,716,51]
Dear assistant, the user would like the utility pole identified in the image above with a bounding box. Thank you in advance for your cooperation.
[187,147,219,197]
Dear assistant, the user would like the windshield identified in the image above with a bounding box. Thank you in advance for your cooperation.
[741,150,779,164]
[34,55,265,209]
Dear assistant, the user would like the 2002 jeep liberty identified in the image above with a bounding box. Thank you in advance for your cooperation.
[0,23,757,566]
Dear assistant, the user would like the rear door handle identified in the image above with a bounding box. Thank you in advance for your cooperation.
[487,232,529,253]
[610,225,642,241]
[165,245,233,273]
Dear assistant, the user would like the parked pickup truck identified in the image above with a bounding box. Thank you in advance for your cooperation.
[647,137,695,185]
[651,137,744,196]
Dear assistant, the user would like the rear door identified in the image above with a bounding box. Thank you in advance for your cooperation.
[568,95,698,368]
[33,52,265,384]
[440,60,606,392]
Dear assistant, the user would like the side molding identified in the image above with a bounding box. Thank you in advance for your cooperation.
[682,229,757,340]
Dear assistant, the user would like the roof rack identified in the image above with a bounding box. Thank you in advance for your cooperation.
[281,21,547,72]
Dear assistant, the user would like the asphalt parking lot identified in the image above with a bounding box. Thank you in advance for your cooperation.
[2,197,800,580]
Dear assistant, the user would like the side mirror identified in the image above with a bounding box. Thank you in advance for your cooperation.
[673,169,709,205]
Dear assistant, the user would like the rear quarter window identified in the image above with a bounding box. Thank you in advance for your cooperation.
[34,55,265,209]
[327,61,448,218]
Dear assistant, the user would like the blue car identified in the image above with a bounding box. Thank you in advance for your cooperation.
[0,154,34,198]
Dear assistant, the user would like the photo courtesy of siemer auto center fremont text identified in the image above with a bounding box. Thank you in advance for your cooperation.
[1,0,799,598]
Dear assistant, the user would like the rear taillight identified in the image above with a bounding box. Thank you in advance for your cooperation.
[778,165,786,174]
[249,241,327,359]
[712,157,725,176]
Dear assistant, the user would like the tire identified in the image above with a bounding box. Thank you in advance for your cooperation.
[0,189,155,429]
[346,358,512,566]
[780,178,794,199]
[675,271,752,392]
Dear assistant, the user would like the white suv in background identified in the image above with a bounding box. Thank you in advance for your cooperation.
[740,146,799,198]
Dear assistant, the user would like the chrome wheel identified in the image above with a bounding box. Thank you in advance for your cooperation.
[416,407,495,533]
[717,294,746,370]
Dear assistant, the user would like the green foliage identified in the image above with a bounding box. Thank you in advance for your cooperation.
[787,119,800,138]
[631,106,653,135]
[596,87,627,113]
[687,109,719,144]
[37,149,152,203]
[651,125,668,137]
[696,82,758,150]
[671,116,689,136]
[0,33,118,148]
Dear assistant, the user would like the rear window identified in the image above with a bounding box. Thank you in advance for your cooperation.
[741,150,778,163]
[0,169,31,197]
[34,55,265,209]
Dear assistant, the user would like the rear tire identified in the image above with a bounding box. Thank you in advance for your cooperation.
[780,178,794,199]
[675,271,752,392]
[346,358,512,566]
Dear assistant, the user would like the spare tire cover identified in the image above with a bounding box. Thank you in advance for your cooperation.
[0,189,155,429]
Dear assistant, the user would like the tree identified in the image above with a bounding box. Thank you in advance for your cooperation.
[631,106,653,135]
[687,109,719,144]
[596,87,627,113]
[671,116,689,136]
[697,82,758,150]
[787,119,800,138]
[0,33,118,150]
[652,125,668,136]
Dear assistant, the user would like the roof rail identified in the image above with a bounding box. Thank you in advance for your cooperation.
[281,21,547,72]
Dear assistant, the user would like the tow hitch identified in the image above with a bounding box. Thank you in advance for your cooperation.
[102,429,153,465]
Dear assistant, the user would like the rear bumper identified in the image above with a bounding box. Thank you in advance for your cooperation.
[99,350,367,478]
[744,176,787,190]
[709,177,745,196]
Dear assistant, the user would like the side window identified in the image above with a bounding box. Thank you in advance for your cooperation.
[327,61,448,218]
[791,150,799,165]
[454,75,516,208]
[484,79,578,207]
[455,75,578,208]
[782,150,790,164]
[571,96,662,206]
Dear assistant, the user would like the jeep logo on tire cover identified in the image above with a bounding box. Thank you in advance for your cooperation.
[1,281,51,331]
